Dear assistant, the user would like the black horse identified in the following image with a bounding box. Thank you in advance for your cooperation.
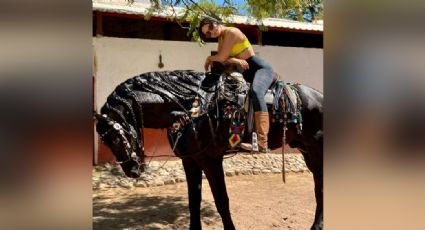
[95,68,323,230]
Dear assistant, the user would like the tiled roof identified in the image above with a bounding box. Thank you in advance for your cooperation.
[93,0,323,32]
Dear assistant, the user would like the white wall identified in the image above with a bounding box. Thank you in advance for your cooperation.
[256,45,323,92]
[93,36,323,111]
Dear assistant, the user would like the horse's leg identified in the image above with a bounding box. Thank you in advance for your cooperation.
[311,168,323,230]
[182,158,203,230]
[302,151,323,230]
[203,157,236,230]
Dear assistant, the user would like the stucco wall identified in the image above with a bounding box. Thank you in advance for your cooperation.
[93,36,322,111]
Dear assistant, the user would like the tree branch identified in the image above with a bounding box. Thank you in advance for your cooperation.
[185,0,219,19]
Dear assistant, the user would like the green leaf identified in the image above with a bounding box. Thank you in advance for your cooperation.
[126,0,322,42]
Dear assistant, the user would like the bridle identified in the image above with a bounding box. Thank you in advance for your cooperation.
[98,114,144,167]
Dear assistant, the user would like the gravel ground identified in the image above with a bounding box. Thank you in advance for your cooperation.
[93,172,315,230]
[93,153,315,230]
[93,153,309,190]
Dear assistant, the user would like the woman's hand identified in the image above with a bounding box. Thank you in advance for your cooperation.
[226,58,249,70]
[204,56,213,71]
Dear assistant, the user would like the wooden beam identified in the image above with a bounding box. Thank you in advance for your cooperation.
[257,28,263,45]
[96,11,103,36]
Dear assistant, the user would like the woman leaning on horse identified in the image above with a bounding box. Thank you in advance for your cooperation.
[198,16,275,153]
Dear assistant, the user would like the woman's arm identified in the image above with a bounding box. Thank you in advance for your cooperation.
[225,57,249,70]
[204,28,248,71]
[205,56,249,72]
[208,28,238,62]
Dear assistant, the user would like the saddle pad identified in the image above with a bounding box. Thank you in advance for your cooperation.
[284,84,298,113]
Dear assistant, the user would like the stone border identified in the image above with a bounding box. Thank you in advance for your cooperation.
[93,153,309,190]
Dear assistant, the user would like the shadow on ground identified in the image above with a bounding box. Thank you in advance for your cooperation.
[93,193,219,230]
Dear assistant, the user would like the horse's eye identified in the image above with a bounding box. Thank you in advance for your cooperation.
[113,137,120,144]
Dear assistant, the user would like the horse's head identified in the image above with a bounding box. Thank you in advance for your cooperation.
[94,113,145,178]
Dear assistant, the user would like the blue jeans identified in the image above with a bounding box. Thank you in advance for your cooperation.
[243,56,274,112]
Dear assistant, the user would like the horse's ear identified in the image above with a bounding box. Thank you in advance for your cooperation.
[93,112,107,123]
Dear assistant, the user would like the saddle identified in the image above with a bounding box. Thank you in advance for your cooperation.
[226,70,301,136]
[169,63,303,151]
[212,62,299,115]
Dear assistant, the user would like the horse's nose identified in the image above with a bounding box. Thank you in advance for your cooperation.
[130,167,141,178]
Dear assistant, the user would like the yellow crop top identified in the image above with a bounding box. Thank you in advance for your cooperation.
[230,39,251,56]
[225,27,252,56]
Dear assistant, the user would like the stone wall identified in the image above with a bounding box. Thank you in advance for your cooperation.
[93,153,309,189]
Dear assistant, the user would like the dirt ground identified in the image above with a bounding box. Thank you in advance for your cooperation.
[93,172,315,230]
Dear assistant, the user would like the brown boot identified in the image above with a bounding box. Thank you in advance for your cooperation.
[240,112,270,153]
[255,112,270,153]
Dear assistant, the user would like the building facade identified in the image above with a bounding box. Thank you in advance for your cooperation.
[93,0,323,163]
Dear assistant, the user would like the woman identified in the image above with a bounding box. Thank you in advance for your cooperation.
[198,16,275,153]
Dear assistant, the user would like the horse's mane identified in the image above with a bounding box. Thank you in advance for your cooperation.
[100,70,228,129]
[131,70,207,105]
[102,68,248,114]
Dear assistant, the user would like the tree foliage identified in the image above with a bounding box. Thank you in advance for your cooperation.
[246,0,323,21]
[127,0,323,43]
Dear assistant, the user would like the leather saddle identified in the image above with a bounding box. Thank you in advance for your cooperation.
[212,62,300,134]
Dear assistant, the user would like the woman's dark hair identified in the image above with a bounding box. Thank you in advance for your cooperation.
[197,16,223,42]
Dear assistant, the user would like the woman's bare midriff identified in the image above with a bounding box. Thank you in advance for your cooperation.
[235,47,255,60]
